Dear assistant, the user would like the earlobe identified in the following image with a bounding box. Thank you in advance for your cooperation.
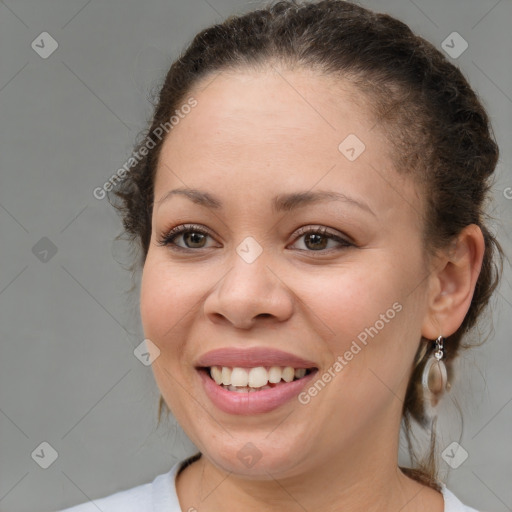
[421,224,485,340]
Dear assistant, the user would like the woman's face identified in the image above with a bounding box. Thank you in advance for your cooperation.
[140,67,433,478]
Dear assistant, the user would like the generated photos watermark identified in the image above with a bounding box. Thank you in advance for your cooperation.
[93,96,198,200]
[298,301,403,404]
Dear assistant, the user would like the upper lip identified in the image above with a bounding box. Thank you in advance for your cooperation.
[195,347,318,369]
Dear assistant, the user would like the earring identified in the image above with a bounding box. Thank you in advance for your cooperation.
[421,335,448,410]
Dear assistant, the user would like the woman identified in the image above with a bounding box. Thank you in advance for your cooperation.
[59,0,503,510]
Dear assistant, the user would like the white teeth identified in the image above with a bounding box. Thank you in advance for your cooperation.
[210,366,223,385]
[221,367,231,386]
[208,365,311,389]
[282,366,295,382]
[268,366,282,383]
[231,367,249,387]
[248,367,268,388]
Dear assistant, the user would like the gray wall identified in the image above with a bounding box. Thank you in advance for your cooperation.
[0,1,510,511]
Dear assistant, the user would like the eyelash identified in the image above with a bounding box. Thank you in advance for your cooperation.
[156,223,354,254]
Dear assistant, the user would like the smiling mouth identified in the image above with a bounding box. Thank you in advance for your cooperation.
[198,365,317,392]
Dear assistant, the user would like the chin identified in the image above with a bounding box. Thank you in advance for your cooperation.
[196,433,313,480]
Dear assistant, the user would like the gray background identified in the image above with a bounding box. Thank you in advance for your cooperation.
[0,0,511,511]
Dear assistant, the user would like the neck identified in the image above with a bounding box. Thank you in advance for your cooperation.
[176,418,442,512]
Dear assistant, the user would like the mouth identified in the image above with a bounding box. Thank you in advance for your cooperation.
[197,365,317,393]
[194,347,319,414]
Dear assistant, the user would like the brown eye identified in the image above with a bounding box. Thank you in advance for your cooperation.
[303,232,329,250]
[157,224,217,251]
[182,231,208,248]
[291,226,353,252]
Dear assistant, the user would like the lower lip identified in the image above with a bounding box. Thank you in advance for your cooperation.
[198,369,318,415]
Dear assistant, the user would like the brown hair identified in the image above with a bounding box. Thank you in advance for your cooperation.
[109,0,504,490]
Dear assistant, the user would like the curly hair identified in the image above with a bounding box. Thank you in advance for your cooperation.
[109,0,504,490]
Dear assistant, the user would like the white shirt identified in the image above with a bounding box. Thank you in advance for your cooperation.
[57,454,479,512]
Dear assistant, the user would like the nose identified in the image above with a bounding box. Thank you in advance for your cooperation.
[202,248,294,330]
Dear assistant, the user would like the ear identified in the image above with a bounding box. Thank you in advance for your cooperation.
[421,224,485,340]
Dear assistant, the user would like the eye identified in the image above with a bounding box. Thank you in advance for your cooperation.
[289,226,353,252]
[157,224,354,253]
[157,224,217,251]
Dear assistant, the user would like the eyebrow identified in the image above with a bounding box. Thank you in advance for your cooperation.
[155,187,375,217]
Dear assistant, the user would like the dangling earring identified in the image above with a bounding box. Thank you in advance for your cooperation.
[422,335,448,411]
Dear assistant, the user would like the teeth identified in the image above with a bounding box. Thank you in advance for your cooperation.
[248,367,268,388]
[268,366,282,383]
[231,367,249,387]
[282,367,295,382]
[211,366,223,385]
[221,367,231,386]
[226,384,272,392]
[208,365,310,389]
[294,368,307,379]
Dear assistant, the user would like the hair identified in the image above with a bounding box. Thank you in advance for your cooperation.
[109,0,504,491]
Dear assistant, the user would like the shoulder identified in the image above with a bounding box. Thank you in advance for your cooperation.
[442,485,480,512]
[56,480,153,512]
[55,456,195,512]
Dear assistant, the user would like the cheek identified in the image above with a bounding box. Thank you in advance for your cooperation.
[299,264,400,342]
[299,260,420,393]
[139,255,199,344]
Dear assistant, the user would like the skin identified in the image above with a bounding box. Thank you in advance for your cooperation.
[139,66,485,512]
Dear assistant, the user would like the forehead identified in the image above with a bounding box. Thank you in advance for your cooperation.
[154,67,421,221]
[176,67,372,146]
